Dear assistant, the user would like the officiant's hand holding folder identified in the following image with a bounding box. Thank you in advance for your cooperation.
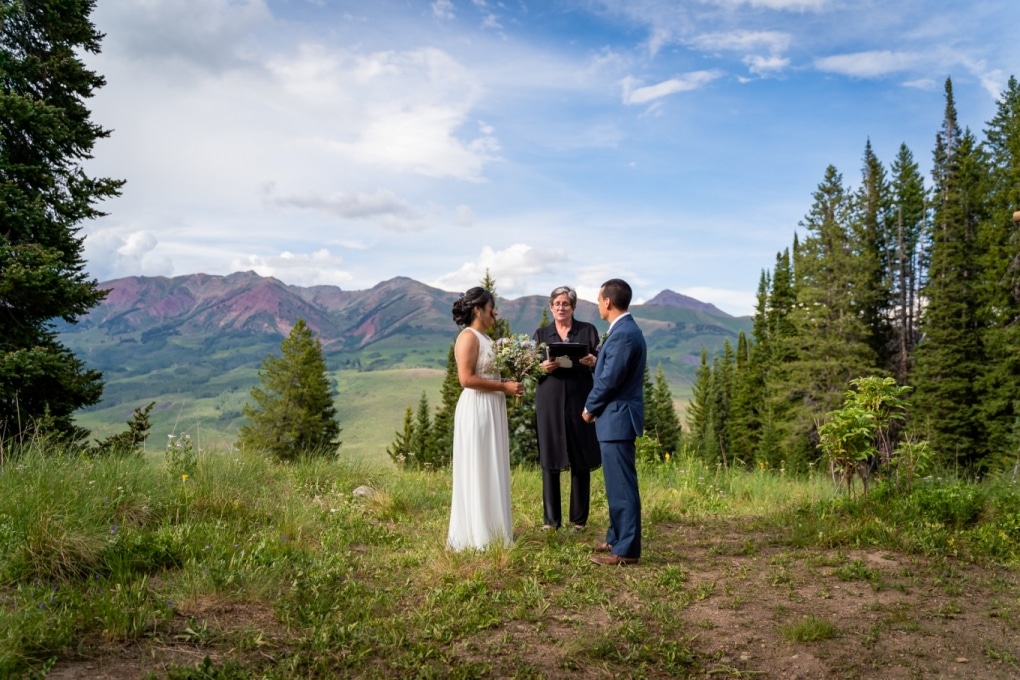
[545,342,595,369]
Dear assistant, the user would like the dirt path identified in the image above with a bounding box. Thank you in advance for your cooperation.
[650,521,1020,679]
[44,520,1020,679]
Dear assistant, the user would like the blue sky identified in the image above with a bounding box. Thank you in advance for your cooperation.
[81,0,1019,316]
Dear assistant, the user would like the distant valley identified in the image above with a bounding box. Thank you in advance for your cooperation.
[59,273,751,458]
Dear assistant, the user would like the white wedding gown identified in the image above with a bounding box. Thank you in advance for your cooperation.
[447,327,514,551]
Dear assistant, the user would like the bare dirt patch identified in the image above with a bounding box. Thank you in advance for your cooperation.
[42,520,1019,679]
[652,521,1019,679]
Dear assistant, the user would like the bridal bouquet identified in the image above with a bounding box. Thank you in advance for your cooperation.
[493,334,545,404]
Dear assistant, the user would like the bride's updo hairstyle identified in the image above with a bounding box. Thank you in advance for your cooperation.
[452,287,495,327]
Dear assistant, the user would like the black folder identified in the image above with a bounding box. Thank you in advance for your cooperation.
[545,342,588,360]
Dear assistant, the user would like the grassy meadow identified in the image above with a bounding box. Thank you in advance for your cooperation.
[1,444,1018,678]
[76,368,446,463]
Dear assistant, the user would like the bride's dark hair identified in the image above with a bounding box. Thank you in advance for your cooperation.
[452,287,495,327]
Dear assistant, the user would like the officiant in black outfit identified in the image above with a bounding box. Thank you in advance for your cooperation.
[533,285,602,531]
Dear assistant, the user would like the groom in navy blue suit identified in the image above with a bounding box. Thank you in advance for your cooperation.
[582,279,646,566]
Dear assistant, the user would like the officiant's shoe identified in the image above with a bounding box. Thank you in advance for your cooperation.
[593,541,612,553]
[590,554,639,566]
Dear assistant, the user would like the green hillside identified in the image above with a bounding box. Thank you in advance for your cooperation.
[76,366,446,463]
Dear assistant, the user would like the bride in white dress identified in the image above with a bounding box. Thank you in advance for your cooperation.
[447,288,525,551]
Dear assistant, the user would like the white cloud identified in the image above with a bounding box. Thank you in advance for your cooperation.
[230,249,354,286]
[690,30,791,54]
[481,14,502,30]
[432,0,455,21]
[264,186,423,227]
[706,0,829,10]
[431,244,569,297]
[743,54,790,76]
[646,26,675,59]
[688,30,791,77]
[84,228,174,282]
[621,71,722,105]
[116,231,158,258]
[903,78,938,91]
[814,50,921,77]
[270,46,502,181]
[958,57,1007,99]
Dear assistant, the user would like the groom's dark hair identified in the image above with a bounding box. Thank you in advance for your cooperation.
[600,279,632,311]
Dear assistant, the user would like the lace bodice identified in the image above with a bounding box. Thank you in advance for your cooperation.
[467,328,499,381]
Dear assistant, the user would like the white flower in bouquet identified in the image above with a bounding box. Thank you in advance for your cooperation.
[493,334,545,383]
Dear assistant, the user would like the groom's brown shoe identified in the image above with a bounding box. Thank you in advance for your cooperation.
[594,541,612,553]
[590,554,639,566]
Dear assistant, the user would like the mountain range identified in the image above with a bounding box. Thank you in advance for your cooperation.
[58,273,751,451]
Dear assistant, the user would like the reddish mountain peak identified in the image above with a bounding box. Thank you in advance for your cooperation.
[643,289,729,317]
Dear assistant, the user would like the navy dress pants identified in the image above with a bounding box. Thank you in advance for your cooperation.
[600,439,641,558]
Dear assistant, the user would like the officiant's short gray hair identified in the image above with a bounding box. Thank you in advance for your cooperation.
[549,286,577,308]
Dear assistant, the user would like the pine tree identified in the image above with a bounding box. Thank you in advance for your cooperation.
[707,340,735,467]
[686,347,712,456]
[977,76,1020,463]
[648,364,682,458]
[0,0,124,442]
[757,253,796,469]
[481,269,512,340]
[767,248,798,364]
[911,79,989,469]
[428,343,461,468]
[776,165,879,465]
[642,365,655,436]
[538,307,550,328]
[889,143,928,384]
[386,406,416,468]
[728,330,762,466]
[237,320,341,460]
[852,140,894,368]
[91,401,155,457]
[410,391,434,469]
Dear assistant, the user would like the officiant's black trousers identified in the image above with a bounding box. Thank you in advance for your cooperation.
[542,467,590,528]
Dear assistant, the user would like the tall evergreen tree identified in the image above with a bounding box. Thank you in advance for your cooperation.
[538,307,550,328]
[911,79,989,468]
[0,0,123,441]
[977,76,1020,463]
[481,269,512,340]
[238,320,341,460]
[428,343,461,468]
[852,140,894,368]
[776,166,879,465]
[757,252,796,468]
[643,364,681,458]
[686,347,712,457]
[650,364,682,457]
[410,391,434,469]
[889,143,928,384]
[728,329,762,466]
[707,340,736,467]
[387,406,416,468]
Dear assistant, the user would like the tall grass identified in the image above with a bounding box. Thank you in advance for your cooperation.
[1,447,1017,677]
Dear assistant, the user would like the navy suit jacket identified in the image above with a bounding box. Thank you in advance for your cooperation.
[584,313,646,442]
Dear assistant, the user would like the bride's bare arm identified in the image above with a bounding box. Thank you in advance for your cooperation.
[455,330,522,395]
